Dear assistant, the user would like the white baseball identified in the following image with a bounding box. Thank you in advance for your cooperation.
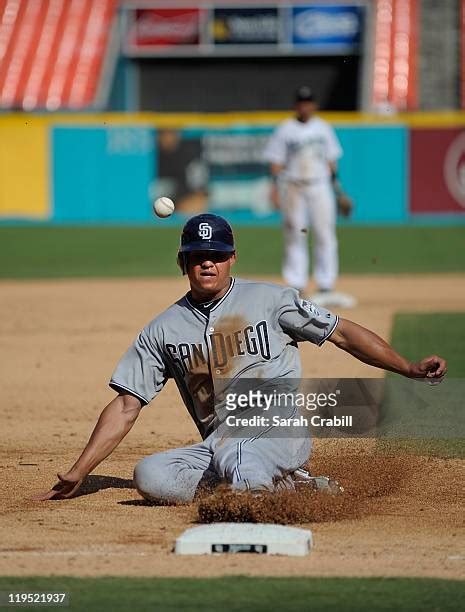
[153,197,175,218]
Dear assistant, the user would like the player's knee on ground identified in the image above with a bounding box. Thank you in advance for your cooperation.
[133,455,169,502]
[133,454,194,505]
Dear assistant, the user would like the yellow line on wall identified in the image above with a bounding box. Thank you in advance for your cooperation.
[2,111,465,129]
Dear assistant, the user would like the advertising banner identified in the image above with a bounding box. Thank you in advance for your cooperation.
[212,7,279,45]
[291,4,363,50]
[410,129,465,213]
[154,128,274,219]
[127,8,202,49]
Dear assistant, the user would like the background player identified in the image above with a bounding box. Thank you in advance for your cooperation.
[264,86,356,308]
[33,214,446,503]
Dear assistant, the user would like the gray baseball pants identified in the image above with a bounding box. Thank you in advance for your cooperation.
[133,431,311,504]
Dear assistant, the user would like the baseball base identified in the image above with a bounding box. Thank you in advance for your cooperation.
[175,523,313,556]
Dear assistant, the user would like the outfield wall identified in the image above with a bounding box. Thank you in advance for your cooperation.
[1,112,465,225]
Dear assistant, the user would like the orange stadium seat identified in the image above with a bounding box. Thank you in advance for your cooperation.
[0,0,116,110]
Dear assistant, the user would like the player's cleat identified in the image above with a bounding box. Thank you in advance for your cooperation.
[309,290,357,309]
[292,467,344,495]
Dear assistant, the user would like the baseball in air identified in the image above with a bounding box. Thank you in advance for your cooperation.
[153,197,175,218]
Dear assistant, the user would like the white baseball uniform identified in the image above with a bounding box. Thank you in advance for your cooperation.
[264,116,343,291]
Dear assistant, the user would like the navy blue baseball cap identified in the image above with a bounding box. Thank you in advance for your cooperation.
[177,213,235,274]
[179,213,235,253]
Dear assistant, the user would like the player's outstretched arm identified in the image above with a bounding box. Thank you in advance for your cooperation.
[328,318,447,382]
[32,393,142,501]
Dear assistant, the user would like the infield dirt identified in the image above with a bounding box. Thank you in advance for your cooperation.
[1,275,464,578]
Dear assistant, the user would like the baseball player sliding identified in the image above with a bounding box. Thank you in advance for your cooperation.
[264,86,356,308]
[34,214,446,503]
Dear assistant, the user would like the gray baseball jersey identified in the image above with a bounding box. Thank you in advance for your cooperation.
[110,278,338,439]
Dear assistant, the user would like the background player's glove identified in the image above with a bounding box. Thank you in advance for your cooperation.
[333,178,354,218]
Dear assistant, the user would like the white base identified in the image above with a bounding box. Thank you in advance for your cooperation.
[309,291,357,309]
[175,523,313,556]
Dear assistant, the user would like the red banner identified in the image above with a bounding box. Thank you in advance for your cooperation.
[128,8,201,48]
[410,128,465,213]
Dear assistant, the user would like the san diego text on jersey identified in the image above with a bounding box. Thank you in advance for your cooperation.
[166,319,271,373]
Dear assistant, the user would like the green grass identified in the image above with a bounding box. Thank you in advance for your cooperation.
[380,312,465,458]
[0,226,464,278]
[390,313,465,378]
[0,576,463,612]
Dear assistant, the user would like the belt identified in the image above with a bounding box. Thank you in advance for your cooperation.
[284,178,327,187]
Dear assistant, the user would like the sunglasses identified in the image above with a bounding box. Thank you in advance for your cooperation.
[188,251,233,266]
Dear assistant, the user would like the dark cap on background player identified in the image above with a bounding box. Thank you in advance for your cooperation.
[294,85,317,122]
[295,85,315,103]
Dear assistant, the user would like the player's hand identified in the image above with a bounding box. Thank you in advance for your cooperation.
[270,183,281,209]
[336,191,353,217]
[408,355,447,384]
[31,471,84,501]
